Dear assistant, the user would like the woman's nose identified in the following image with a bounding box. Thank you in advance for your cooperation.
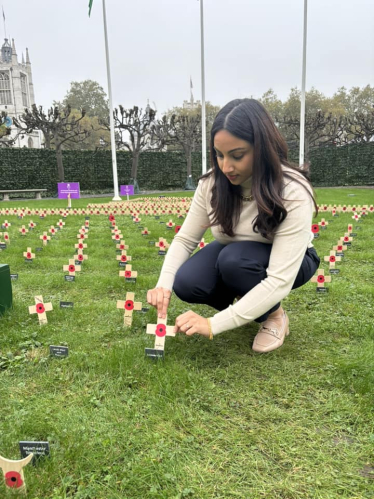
[222,157,234,173]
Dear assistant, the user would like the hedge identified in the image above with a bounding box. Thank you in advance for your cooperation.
[0,143,373,195]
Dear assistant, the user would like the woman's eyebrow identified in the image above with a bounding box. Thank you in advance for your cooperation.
[214,147,247,153]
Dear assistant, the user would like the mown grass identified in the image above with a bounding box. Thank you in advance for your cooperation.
[0,187,373,498]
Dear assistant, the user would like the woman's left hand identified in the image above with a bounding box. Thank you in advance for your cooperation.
[174,311,211,338]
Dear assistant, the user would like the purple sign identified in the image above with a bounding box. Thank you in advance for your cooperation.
[120,185,134,196]
[58,182,80,199]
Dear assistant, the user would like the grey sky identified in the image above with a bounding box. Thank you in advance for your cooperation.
[3,0,374,115]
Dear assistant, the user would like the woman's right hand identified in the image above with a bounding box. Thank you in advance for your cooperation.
[146,287,172,319]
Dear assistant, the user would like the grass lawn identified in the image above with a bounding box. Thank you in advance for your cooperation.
[0,187,373,498]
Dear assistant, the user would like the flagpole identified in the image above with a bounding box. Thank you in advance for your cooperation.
[102,0,121,201]
[299,0,308,166]
[200,0,207,175]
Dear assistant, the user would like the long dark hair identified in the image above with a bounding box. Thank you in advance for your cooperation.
[201,98,318,238]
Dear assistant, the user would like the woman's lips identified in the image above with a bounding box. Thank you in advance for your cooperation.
[227,175,238,180]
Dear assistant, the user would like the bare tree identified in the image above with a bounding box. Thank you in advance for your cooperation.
[345,109,374,143]
[13,104,89,182]
[151,113,201,190]
[276,112,345,161]
[112,105,156,193]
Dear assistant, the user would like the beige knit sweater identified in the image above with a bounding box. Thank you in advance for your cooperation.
[156,166,315,335]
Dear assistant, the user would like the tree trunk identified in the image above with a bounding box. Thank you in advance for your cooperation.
[55,141,64,182]
[184,147,195,190]
[130,151,140,193]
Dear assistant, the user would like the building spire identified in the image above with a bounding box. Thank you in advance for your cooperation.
[11,38,16,54]
[26,47,30,64]
[22,52,25,64]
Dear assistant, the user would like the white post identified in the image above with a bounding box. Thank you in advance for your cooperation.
[200,0,207,175]
[299,0,308,166]
[102,0,121,201]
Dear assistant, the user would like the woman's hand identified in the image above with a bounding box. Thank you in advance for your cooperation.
[174,311,211,338]
[146,287,172,319]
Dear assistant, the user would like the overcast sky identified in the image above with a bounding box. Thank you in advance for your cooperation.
[3,0,374,114]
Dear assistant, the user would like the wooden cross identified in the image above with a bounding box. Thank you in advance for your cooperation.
[117,251,132,263]
[0,453,33,494]
[57,219,65,229]
[28,220,36,229]
[332,242,347,253]
[40,232,51,246]
[141,228,150,235]
[23,247,35,261]
[117,292,142,326]
[63,259,82,276]
[0,232,9,245]
[318,218,328,229]
[352,213,361,221]
[49,226,57,236]
[119,264,138,280]
[29,295,53,325]
[2,220,11,229]
[347,224,353,234]
[155,238,170,251]
[19,225,29,236]
[311,224,320,237]
[311,269,331,288]
[112,232,122,241]
[116,240,129,251]
[75,241,88,250]
[133,216,141,223]
[166,219,175,228]
[340,234,353,245]
[146,317,176,355]
[324,250,342,269]
[74,249,88,263]
[198,238,209,249]
[77,232,88,240]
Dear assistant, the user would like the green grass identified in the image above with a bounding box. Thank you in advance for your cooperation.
[0,188,373,498]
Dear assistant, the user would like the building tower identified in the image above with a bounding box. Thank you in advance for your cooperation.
[0,38,41,148]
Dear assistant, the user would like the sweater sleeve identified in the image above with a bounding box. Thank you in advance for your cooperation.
[155,178,211,291]
[209,180,315,335]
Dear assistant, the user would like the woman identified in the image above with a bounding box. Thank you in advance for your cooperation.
[147,99,320,353]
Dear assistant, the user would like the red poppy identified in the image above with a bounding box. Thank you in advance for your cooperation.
[329,256,336,263]
[125,300,134,310]
[78,254,84,261]
[370,206,373,212]
[343,237,349,242]
[323,206,327,211]
[36,303,45,314]
[125,271,132,277]
[175,226,181,233]
[78,243,84,249]
[342,206,347,211]
[69,264,75,272]
[22,229,26,233]
[121,255,127,262]
[80,234,84,239]
[159,241,165,248]
[199,242,205,248]
[43,235,47,240]
[320,221,325,226]
[5,471,23,488]
[317,275,325,283]
[26,252,32,259]
[109,215,115,221]
[352,207,356,211]
[311,224,319,233]
[337,245,343,251]
[155,324,166,337]
[115,234,120,240]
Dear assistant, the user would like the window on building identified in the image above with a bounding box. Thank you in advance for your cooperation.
[20,74,28,107]
[0,72,12,105]
[28,137,34,148]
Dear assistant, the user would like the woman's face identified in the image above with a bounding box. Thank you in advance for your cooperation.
[213,130,254,185]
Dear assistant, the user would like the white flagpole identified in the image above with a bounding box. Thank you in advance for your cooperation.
[200,0,207,175]
[102,0,121,200]
[299,0,308,166]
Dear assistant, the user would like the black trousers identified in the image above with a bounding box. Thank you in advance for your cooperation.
[173,241,320,323]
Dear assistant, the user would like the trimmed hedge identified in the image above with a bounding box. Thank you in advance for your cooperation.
[0,143,373,194]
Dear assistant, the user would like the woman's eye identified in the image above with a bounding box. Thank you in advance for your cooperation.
[233,156,243,160]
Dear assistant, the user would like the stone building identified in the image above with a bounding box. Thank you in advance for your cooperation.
[0,38,41,148]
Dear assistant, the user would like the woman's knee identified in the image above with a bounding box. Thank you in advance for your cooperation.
[217,243,268,279]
